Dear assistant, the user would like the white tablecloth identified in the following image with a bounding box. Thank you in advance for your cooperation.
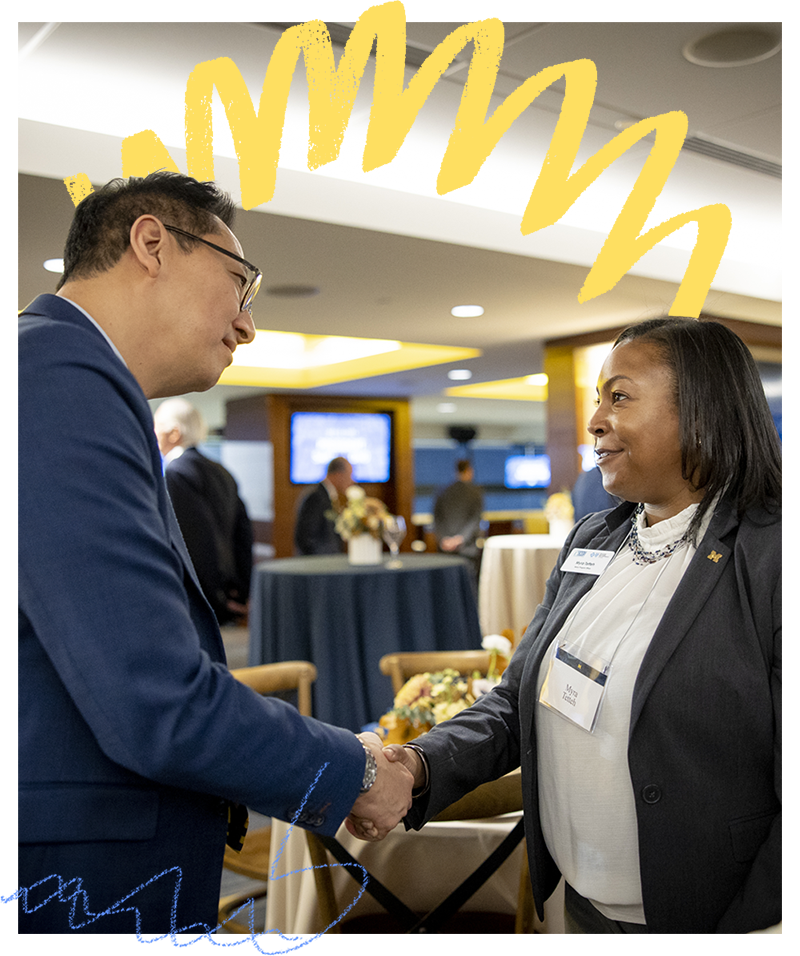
[478,535,563,639]
[265,814,565,935]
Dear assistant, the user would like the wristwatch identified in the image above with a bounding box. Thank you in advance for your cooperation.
[360,744,377,793]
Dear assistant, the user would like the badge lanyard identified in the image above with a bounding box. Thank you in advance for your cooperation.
[538,536,675,734]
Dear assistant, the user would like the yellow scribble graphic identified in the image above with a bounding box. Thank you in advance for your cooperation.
[62,174,94,207]
[120,130,181,179]
[64,2,731,317]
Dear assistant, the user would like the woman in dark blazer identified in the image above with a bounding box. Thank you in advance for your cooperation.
[381,317,781,933]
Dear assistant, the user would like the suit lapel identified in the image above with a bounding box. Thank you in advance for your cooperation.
[629,501,738,734]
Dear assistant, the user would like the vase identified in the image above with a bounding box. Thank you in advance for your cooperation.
[347,533,383,565]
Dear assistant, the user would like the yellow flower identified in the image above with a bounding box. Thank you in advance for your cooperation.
[393,673,431,707]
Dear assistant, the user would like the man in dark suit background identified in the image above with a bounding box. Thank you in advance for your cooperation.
[18,172,413,934]
[154,397,253,624]
[433,458,484,592]
[294,456,354,555]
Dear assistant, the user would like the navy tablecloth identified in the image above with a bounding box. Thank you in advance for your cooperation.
[248,554,482,731]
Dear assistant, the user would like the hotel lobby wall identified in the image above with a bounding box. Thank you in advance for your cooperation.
[225,393,413,559]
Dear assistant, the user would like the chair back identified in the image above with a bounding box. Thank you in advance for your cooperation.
[230,661,317,716]
[379,650,493,695]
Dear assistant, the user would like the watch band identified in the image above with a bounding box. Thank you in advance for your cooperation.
[360,744,378,793]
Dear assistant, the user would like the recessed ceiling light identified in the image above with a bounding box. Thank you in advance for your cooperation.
[451,305,484,318]
[682,27,781,67]
[437,403,457,413]
[526,373,549,386]
[447,369,472,380]
[43,258,63,273]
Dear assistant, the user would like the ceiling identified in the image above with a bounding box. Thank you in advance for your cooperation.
[18,16,782,443]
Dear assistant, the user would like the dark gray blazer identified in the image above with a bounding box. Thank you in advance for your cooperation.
[294,482,342,555]
[165,447,253,624]
[406,496,780,933]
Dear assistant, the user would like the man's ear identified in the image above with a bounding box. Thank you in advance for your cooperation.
[128,215,168,278]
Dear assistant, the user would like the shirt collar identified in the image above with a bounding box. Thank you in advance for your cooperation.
[58,295,128,369]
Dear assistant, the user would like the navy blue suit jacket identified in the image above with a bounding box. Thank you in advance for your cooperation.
[406,497,781,933]
[18,296,365,933]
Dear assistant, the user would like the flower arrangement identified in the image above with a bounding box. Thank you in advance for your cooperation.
[379,669,476,745]
[544,491,574,524]
[332,485,388,540]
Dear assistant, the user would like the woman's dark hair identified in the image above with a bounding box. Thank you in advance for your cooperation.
[613,317,781,531]
[56,171,236,289]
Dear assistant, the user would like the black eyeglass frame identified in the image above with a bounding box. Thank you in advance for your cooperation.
[164,224,262,312]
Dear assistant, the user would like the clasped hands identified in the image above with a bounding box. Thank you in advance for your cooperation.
[345,733,425,842]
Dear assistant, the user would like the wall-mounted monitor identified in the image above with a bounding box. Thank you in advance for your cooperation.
[290,411,391,484]
[504,454,551,489]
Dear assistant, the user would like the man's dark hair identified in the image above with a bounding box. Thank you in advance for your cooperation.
[56,171,236,290]
[456,459,473,475]
[613,316,781,532]
[326,457,351,475]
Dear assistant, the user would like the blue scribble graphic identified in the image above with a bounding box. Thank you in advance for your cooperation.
[6,763,369,951]
[19,866,214,934]
[268,763,369,935]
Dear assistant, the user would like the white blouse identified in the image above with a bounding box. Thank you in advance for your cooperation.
[536,501,713,924]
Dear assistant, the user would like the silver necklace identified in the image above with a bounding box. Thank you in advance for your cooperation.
[627,503,690,565]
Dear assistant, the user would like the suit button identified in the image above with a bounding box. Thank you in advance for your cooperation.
[642,785,662,804]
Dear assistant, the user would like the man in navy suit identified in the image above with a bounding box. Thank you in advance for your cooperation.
[294,457,353,555]
[18,172,413,934]
[154,398,253,624]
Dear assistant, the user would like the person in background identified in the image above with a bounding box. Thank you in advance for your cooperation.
[18,172,412,934]
[433,458,484,590]
[374,317,781,934]
[153,397,253,625]
[572,464,617,521]
[294,456,354,555]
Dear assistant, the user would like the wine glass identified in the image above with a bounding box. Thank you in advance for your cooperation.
[382,514,406,568]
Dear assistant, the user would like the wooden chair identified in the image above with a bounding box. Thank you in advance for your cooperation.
[307,769,535,933]
[379,650,494,695]
[217,661,317,933]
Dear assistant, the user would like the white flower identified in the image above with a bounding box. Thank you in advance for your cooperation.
[481,634,513,656]
[472,678,498,698]
[346,485,365,501]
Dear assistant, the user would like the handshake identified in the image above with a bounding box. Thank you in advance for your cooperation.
[345,732,425,841]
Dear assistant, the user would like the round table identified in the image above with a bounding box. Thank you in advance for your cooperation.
[478,534,564,640]
[249,554,482,731]
[265,814,565,934]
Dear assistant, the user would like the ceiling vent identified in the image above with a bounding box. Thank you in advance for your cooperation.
[681,136,781,179]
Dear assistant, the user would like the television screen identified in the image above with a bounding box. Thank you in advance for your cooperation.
[504,454,551,489]
[290,412,391,484]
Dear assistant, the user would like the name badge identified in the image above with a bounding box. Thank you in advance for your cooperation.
[560,548,615,575]
[538,642,610,733]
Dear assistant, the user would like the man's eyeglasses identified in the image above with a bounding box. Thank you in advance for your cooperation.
[164,225,262,313]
